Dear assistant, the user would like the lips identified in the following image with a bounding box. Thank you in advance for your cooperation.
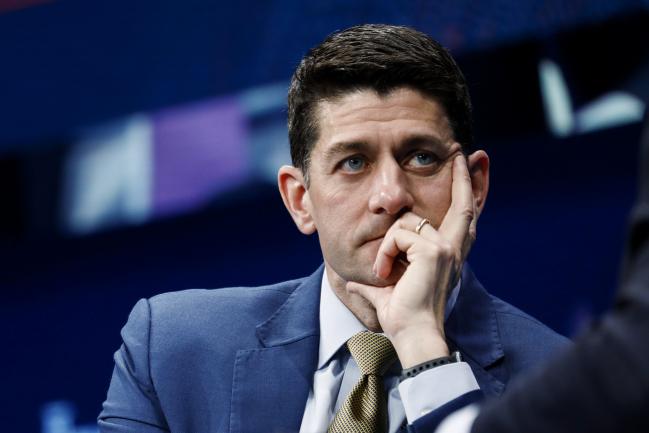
[358,220,394,246]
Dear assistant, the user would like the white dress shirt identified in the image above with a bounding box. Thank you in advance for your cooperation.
[299,271,479,433]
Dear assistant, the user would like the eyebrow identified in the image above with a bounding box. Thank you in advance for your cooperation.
[401,134,446,150]
[321,141,372,165]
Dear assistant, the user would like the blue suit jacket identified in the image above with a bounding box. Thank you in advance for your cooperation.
[98,264,568,433]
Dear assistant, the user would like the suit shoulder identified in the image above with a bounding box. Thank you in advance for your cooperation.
[148,277,303,316]
[140,277,307,348]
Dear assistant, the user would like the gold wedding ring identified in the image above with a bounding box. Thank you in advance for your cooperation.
[415,218,430,235]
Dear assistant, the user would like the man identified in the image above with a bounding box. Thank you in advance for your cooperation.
[99,24,568,433]
[418,115,649,433]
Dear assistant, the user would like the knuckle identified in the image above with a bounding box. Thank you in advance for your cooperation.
[421,242,440,259]
[436,241,460,266]
[433,239,450,253]
[469,227,477,242]
[460,205,475,221]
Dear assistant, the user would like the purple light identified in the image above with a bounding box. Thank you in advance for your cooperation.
[152,97,250,217]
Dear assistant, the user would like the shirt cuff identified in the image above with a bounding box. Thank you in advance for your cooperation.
[397,361,480,423]
[435,403,480,433]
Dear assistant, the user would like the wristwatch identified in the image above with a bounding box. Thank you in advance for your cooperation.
[399,351,463,381]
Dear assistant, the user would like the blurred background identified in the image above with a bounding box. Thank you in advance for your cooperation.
[1,1,648,431]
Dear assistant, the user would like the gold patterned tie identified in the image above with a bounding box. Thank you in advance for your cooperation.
[328,331,397,433]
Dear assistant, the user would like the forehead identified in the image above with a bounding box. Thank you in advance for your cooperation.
[312,87,453,156]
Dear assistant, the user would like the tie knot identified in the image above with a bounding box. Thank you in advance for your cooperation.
[347,332,397,376]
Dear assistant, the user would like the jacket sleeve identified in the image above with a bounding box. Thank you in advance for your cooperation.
[98,298,170,433]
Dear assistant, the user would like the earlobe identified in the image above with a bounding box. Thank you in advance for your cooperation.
[277,165,317,235]
[467,150,490,218]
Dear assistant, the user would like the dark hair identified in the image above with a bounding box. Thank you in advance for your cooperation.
[287,24,473,179]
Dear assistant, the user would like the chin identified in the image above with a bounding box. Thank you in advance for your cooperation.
[349,291,383,332]
[366,273,398,287]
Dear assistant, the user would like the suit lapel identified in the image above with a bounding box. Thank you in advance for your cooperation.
[229,267,323,433]
[445,264,506,397]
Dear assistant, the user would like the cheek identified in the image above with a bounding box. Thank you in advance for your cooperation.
[324,175,372,210]
[311,182,367,233]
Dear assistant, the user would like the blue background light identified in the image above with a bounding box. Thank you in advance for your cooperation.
[1,2,647,431]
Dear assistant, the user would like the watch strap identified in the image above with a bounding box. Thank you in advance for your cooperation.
[399,351,462,382]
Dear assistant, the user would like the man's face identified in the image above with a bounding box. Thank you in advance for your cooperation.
[305,87,463,288]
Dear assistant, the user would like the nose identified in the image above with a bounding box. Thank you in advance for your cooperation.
[368,159,414,215]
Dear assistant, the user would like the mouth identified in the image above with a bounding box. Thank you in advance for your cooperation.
[359,220,395,247]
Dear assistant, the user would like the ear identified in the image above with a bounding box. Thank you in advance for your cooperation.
[277,165,316,235]
[467,150,490,219]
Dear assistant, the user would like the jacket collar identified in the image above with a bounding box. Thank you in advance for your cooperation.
[255,265,323,347]
[446,264,505,370]
[230,267,324,433]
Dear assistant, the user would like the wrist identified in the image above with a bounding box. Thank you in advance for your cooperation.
[400,351,463,381]
[391,324,449,368]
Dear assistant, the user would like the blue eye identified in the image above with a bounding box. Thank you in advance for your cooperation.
[411,152,436,166]
[341,157,366,172]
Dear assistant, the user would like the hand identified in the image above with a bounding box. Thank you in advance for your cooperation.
[347,154,478,367]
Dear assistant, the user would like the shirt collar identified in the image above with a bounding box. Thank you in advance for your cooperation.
[317,270,461,369]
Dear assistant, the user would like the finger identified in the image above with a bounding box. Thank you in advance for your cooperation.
[374,214,422,271]
[395,211,442,241]
[468,191,478,242]
[462,189,478,264]
[374,228,421,279]
[346,281,391,309]
[438,154,474,252]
